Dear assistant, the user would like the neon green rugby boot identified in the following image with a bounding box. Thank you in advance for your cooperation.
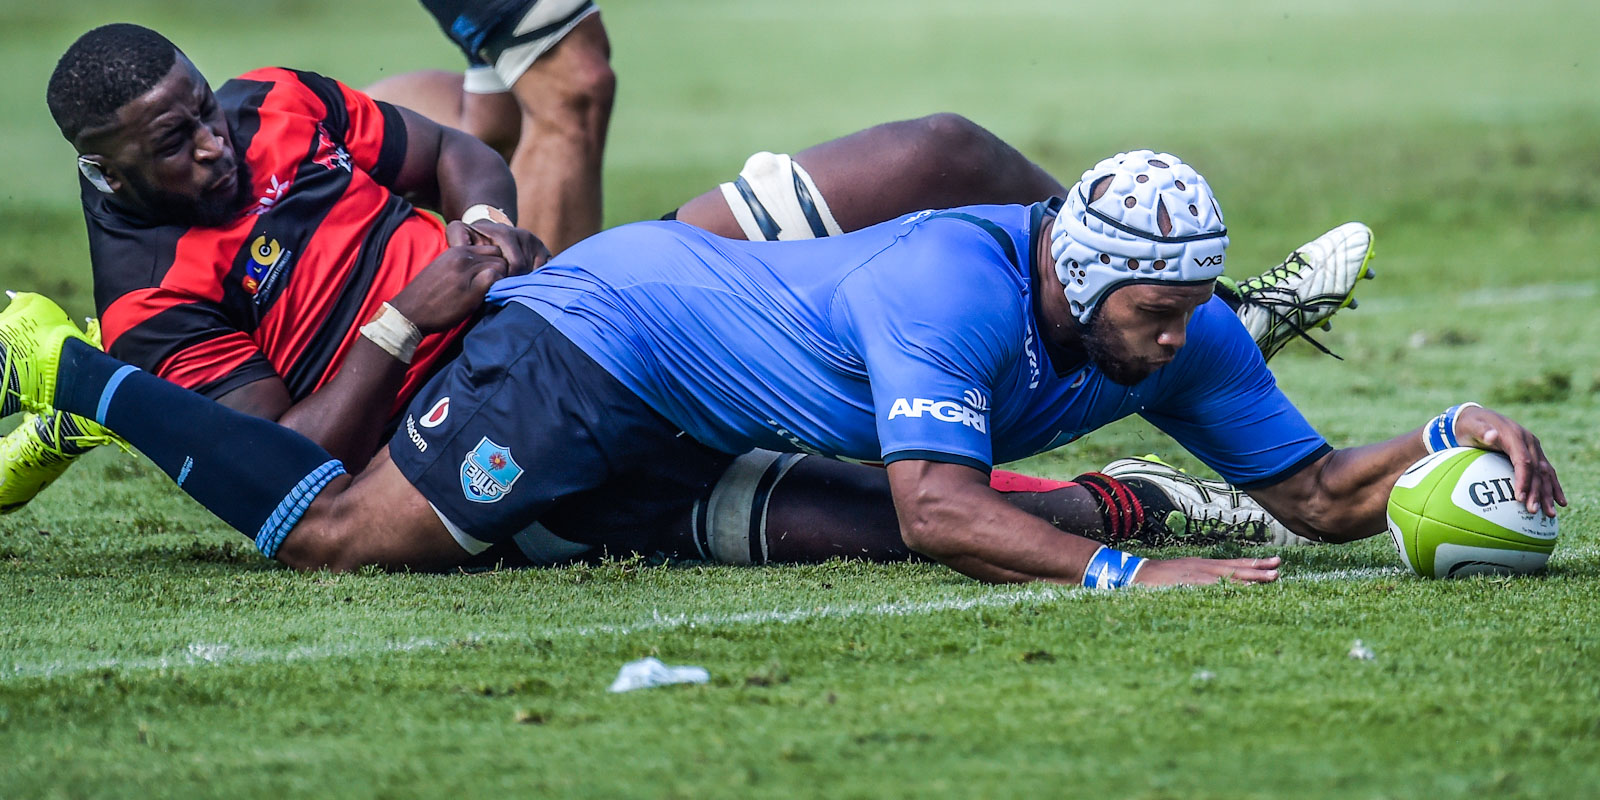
[0,406,122,512]
[0,291,98,417]
[0,293,122,512]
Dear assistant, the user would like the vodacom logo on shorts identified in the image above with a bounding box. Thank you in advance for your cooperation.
[420,397,450,428]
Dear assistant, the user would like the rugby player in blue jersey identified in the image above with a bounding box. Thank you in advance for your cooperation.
[19,26,1373,570]
[0,149,1563,587]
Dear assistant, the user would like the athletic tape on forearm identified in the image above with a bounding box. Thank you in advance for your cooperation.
[1082,545,1146,590]
[359,302,422,364]
[461,203,511,227]
[1425,402,1482,453]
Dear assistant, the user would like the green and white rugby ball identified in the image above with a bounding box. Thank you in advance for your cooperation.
[1386,447,1558,578]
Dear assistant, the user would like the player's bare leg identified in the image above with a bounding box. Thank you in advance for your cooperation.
[274,448,467,572]
[504,13,614,251]
[364,69,521,162]
[676,113,1066,238]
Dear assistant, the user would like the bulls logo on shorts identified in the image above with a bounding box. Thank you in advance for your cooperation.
[461,436,523,503]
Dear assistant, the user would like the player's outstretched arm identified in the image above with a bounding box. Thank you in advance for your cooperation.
[885,460,1280,587]
[1247,404,1565,543]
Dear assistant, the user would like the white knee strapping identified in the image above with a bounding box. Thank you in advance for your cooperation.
[691,450,805,565]
[718,152,845,242]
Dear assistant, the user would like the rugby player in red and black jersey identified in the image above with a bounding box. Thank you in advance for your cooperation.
[22,23,1381,571]
[49,23,546,473]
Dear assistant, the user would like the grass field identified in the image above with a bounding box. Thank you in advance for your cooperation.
[3,0,1600,797]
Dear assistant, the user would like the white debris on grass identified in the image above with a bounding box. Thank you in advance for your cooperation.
[608,657,710,693]
[1348,640,1375,661]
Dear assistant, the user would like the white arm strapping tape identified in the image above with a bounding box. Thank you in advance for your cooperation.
[360,302,422,364]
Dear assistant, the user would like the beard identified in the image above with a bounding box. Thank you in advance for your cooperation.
[1082,311,1160,386]
[125,159,253,228]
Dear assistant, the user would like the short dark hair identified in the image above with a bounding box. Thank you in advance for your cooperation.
[47,23,180,146]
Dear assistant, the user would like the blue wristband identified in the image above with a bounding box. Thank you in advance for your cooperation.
[1082,545,1146,590]
[1425,402,1481,453]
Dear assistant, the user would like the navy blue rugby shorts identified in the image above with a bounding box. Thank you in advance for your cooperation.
[419,0,598,69]
[389,303,736,556]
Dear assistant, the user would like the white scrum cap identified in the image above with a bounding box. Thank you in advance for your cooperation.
[1050,150,1229,322]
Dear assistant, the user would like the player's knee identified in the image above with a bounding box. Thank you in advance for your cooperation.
[518,42,616,130]
[571,58,617,121]
[901,113,1006,193]
[913,113,995,165]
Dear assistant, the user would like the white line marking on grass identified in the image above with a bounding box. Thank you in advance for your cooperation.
[0,564,1480,682]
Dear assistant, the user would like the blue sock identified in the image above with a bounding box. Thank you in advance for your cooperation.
[52,339,346,558]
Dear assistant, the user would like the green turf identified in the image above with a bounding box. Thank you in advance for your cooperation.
[3,1,1599,797]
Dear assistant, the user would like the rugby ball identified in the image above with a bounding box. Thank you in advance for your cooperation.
[1386,447,1558,578]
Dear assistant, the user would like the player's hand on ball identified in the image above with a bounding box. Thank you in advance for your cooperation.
[1134,555,1281,586]
[1453,405,1566,516]
[457,218,551,276]
[391,226,510,332]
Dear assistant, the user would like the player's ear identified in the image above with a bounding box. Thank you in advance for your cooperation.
[77,155,118,194]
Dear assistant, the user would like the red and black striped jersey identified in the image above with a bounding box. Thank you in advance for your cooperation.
[84,67,464,416]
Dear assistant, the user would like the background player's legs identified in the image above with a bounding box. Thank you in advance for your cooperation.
[503,13,614,251]
[364,68,522,162]
[378,4,613,249]
[675,113,1066,238]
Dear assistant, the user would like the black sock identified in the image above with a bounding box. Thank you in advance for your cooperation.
[52,339,345,557]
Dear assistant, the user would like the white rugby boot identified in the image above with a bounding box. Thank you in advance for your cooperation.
[1102,455,1315,547]
[1217,222,1375,361]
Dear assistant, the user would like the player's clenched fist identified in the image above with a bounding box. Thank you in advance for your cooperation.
[389,225,511,333]
[456,218,551,276]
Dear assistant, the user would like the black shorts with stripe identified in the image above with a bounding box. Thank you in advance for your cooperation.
[389,303,735,555]
[419,0,597,67]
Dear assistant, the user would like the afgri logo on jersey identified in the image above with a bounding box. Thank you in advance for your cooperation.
[243,235,293,297]
[887,388,989,433]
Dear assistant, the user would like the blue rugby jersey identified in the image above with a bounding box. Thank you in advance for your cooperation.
[487,202,1329,487]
